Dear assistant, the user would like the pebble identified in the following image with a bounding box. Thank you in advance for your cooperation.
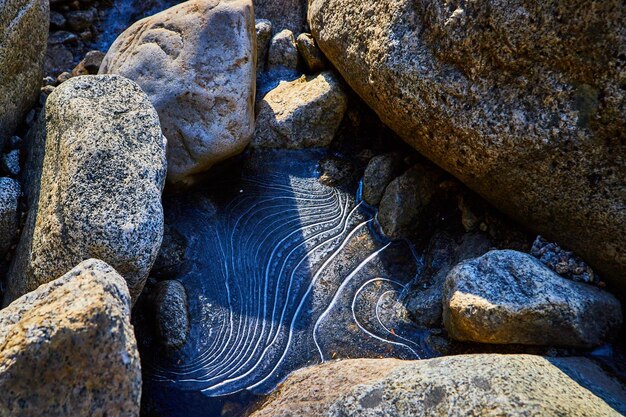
[1,149,21,176]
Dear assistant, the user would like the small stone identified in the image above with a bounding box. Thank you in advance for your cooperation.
[72,50,105,76]
[40,85,55,95]
[45,44,74,76]
[64,8,96,31]
[296,33,325,73]
[443,250,623,348]
[405,231,492,328]
[319,156,354,186]
[256,19,273,72]
[362,152,404,206]
[24,109,36,127]
[378,163,445,239]
[42,76,57,86]
[253,71,347,149]
[8,135,22,149]
[49,10,67,29]
[48,30,78,46]
[153,280,189,350]
[531,235,598,283]
[0,177,20,258]
[268,29,299,69]
[151,223,187,279]
[1,149,21,176]
[56,71,72,84]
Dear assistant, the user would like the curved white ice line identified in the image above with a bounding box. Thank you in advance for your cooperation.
[170,188,344,377]
[351,279,420,359]
[313,243,392,361]
[243,210,369,392]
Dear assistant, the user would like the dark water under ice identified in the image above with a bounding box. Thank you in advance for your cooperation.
[138,150,431,416]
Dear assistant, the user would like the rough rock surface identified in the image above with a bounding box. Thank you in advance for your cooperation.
[251,355,626,417]
[0,0,49,145]
[5,75,167,305]
[443,250,622,347]
[1,150,20,176]
[100,0,256,185]
[362,152,404,206]
[256,19,273,72]
[405,232,492,328]
[308,0,626,288]
[71,50,105,76]
[531,235,598,283]
[153,280,189,350]
[253,71,347,148]
[296,33,325,73]
[254,0,306,33]
[0,259,141,417]
[378,163,444,239]
[268,29,299,70]
[0,178,20,258]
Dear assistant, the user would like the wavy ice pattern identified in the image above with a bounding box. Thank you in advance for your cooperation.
[143,151,426,397]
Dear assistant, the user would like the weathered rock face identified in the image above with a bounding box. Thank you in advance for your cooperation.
[100,0,256,185]
[253,71,347,148]
[378,163,444,239]
[0,0,49,145]
[405,232,492,328]
[5,75,167,305]
[0,259,141,417]
[251,355,626,417]
[268,29,299,70]
[0,177,20,258]
[254,0,306,33]
[296,33,325,73]
[362,152,404,206]
[308,0,626,289]
[443,250,622,347]
[256,19,273,72]
[152,280,189,350]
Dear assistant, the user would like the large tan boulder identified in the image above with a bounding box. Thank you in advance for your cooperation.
[5,75,167,305]
[100,0,256,185]
[0,259,141,417]
[251,355,626,417]
[308,0,626,290]
[443,250,622,347]
[0,0,49,146]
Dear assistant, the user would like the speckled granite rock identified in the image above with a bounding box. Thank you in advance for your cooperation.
[0,259,141,417]
[0,0,49,146]
[256,19,273,72]
[296,33,325,73]
[100,0,256,186]
[362,152,404,206]
[153,280,189,350]
[405,232,492,328]
[252,71,347,148]
[309,0,626,289]
[251,355,626,416]
[0,178,20,258]
[378,163,444,239]
[5,75,167,306]
[268,29,299,70]
[443,250,622,347]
